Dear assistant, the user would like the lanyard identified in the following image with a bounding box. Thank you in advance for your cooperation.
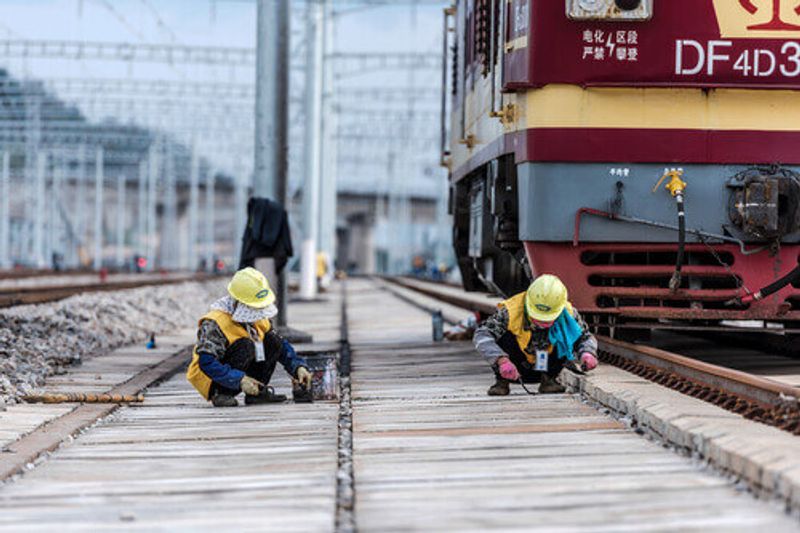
[245,324,265,362]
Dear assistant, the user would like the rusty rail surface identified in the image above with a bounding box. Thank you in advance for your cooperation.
[0,269,93,280]
[385,276,800,435]
[0,273,222,308]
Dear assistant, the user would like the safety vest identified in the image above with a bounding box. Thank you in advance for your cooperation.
[499,292,574,359]
[186,309,272,400]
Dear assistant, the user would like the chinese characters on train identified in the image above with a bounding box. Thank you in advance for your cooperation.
[582,30,639,62]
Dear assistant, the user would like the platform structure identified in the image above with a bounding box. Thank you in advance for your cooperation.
[0,279,796,531]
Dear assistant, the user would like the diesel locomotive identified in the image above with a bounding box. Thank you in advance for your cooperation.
[444,0,800,333]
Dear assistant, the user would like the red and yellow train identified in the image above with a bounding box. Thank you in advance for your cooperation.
[445,0,800,334]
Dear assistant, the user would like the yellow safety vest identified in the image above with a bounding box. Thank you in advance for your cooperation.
[186,309,272,400]
[499,292,574,360]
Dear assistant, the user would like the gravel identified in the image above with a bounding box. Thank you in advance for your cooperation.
[0,279,225,404]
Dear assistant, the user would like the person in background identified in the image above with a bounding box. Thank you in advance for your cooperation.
[473,274,598,396]
[187,267,313,407]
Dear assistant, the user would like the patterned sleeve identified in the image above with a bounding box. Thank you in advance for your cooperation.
[570,308,598,357]
[196,320,228,360]
[472,307,510,365]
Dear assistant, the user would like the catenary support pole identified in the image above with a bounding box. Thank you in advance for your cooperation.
[0,151,9,269]
[188,142,199,271]
[137,158,147,263]
[33,151,46,269]
[146,142,159,271]
[234,159,246,267]
[75,143,87,267]
[300,0,325,300]
[254,0,290,324]
[205,169,215,272]
[93,147,104,271]
[116,174,126,268]
[45,154,55,269]
[163,142,176,269]
[51,154,64,268]
[318,0,338,272]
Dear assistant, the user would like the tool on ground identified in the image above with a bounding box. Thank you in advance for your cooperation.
[244,385,287,404]
[292,379,314,403]
[517,379,538,396]
[432,309,444,342]
[23,393,145,404]
[564,360,586,375]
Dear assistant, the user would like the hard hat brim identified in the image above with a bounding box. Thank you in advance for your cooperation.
[526,301,565,323]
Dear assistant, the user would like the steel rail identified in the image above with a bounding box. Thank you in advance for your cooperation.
[0,273,222,308]
[384,276,800,434]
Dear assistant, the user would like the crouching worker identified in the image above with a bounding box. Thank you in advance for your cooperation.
[187,267,313,407]
[473,274,598,396]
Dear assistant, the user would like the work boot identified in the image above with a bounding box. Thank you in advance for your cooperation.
[487,378,510,396]
[244,386,288,405]
[538,374,566,394]
[211,394,238,407]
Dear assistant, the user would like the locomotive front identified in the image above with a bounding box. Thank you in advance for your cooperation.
[446,0,800,330]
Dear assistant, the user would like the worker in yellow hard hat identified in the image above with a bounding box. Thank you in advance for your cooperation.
[187,267,313,407]
[473,274,598,396]
[316,252,331,291]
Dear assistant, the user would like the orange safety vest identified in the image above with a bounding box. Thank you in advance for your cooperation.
[186,309,272,400]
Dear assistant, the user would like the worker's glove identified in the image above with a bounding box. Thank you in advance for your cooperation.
[497,357,521,381]
[240,376,265,396]
[580,353,598,372]
[296,367,313,390]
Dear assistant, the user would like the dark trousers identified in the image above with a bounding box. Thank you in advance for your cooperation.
[211,338,280,397]
[494,333,565,383]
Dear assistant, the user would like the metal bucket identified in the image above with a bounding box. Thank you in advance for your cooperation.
[301,352,339,401]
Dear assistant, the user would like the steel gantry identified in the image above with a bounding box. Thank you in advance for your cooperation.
[0,0,450,275]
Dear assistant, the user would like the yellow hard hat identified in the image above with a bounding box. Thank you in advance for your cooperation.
[227,267,276,309]
[525,274,568,322]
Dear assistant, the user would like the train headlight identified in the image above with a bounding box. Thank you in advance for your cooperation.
[567,0,652,20]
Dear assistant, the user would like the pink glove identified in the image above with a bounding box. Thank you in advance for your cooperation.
[580,352,598,371]
[498,358,521,381]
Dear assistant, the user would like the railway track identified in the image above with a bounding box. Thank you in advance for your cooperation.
[0,272,223,308]
[0,277,797,528]
[383,276,800,435]
[0,269,92,281]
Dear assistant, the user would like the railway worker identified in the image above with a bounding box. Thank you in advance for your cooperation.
[473,274,599,396]
[186,267,313,407]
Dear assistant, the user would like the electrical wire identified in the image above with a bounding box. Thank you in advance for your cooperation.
[90,0,147,42]
[138,0,181,44]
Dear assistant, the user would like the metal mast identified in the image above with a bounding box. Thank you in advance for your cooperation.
[93,147,104,271]
[318,0,338,271]
[300,0,325,300]
[253,0,291,323]
[0,152,9,269]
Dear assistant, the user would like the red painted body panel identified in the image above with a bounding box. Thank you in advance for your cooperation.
[451,127,800,182]
[506,0,800,89]
[524,241,800,320]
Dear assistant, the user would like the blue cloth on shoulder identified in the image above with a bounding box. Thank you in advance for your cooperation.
[548,310,582,361]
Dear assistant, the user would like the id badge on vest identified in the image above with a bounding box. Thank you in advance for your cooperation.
[535,349,549,372]
[254,340,265,362]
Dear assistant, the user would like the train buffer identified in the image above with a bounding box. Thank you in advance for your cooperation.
[0,278,798,530]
